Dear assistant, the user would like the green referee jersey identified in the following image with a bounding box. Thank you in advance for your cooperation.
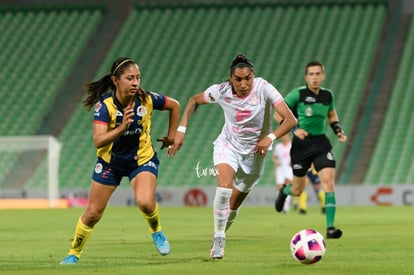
[284,86,335,136]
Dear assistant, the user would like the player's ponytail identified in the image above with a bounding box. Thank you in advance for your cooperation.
[83,74,114,110]
[230,54,255,75]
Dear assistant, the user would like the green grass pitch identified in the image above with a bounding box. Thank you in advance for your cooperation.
[0,206,412,274]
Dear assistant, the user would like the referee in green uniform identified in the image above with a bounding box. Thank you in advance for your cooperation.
[275,61,347,239]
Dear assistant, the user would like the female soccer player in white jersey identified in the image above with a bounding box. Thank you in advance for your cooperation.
[170,54,297,259]
[272,133,294,213]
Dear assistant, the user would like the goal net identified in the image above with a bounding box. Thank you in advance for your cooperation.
[0,136,62,207]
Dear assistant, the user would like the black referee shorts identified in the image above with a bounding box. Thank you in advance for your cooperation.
[290,134,336,177]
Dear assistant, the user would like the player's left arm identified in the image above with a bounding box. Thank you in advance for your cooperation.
[157,96,180,151]
[257,101,297,156]
[327,110,347,143]
[169,92,208,156]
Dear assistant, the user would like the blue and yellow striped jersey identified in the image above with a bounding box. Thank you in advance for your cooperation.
[93,90,167,167]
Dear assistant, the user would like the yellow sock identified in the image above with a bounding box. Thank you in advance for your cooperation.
[299,190,307,210]
[68,217,93,258]
[318,190,325,208]
[142,203,162,233]
[293,195,299,208]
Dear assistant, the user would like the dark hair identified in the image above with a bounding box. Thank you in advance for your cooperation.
[83,57,147,110]
[305,60,325,74]
[230,54,255,75]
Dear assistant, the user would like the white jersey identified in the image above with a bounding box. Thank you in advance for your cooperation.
[204,77,284,155]
[273,141,291,168]
[273,140,293,184]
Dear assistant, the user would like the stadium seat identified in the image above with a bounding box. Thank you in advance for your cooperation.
[0,8,103,191]
[364,18,414,184]
[56,2,387,188]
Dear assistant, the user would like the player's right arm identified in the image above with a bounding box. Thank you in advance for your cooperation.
[169,92,207,155]
[93,103,134,149]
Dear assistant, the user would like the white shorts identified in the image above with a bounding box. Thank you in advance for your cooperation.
[213,139,264,193]
[275,165,293,185]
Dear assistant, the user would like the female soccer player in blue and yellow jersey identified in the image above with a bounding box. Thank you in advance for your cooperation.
[275,61,347,239]
[60,57,180,264]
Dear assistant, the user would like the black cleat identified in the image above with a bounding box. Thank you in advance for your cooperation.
[275,185,288,212]
[299,209,307,215]
[326,227,343,239]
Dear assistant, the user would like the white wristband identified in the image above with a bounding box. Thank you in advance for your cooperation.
[267,133,276,141]
[177,126,187,134]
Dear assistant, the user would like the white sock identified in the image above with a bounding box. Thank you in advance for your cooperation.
[225,208,240,232]
[213,187,233,238]
[284,195,292,212]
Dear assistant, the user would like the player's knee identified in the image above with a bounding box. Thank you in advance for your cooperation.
[83,209,104,226]
[136,198,155,214]
[291,186,304,196]
[322,181,335,192]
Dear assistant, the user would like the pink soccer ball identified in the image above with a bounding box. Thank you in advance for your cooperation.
[290,229,326,264]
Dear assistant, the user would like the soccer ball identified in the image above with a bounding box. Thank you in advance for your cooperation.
[290,229,326,264]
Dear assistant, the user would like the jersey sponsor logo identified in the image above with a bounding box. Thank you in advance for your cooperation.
[136,105,147,116]
[123,127,142,136]
[235,108,252,122]
[305,96,316,103]
[305,107,313,116]
[95,163,103,174]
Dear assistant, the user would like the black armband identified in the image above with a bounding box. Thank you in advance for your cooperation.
[330,121,344,135]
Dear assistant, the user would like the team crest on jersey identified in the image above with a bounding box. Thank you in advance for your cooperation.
[95,163,103,174]
[305,107,313,116]
[136,105,147,116]
[248,94,259,105]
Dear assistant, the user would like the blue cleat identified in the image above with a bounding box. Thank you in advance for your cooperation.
[60,254,79,265]
[151,230,170,256]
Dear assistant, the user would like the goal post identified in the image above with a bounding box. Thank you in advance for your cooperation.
[0,135,62,208]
